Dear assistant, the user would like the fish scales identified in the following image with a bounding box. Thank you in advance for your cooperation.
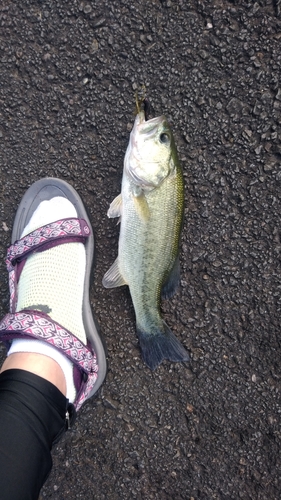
[120,163,182,323]
[103,109,189,370]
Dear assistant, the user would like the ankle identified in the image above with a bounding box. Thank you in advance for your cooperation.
[0,352,67,396]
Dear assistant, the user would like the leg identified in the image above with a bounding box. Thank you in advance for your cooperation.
[0,368,69,500]
[1,352,66,394]
[0,178,107,499]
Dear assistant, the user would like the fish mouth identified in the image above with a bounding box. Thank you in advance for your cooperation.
[138,110,165,126]
[137,112,166,140]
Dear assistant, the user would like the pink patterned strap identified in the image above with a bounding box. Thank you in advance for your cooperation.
[6,218,91,271]
[6,218,91,314]
[0,310,98,410]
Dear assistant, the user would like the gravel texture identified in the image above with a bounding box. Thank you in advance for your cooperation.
[0,1,281,499]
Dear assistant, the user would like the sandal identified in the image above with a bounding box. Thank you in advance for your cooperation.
[0,178,107,411]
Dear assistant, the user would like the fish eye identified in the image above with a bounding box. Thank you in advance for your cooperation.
[159,132,170,144]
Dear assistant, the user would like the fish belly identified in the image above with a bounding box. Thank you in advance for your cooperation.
[118,172,189,370]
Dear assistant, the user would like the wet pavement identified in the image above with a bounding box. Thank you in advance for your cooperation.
[0,1,280,499]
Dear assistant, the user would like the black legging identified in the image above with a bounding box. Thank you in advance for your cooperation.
[0,369,74,500]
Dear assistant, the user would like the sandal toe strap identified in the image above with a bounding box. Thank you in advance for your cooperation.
[7,217,90,269]
[6,217,91,313]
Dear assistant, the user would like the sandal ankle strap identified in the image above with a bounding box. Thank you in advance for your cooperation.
[0,310,98,410]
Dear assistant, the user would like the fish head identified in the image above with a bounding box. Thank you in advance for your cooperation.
[125,111,175,190]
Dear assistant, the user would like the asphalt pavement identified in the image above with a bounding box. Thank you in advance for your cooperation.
[0,1,280,499]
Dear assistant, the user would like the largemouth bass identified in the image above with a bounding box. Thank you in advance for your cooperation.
[103,109,189,370]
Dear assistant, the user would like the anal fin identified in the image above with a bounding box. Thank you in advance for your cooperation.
[102,258,127,288]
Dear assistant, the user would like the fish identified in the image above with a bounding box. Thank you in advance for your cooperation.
[102,107,189,370]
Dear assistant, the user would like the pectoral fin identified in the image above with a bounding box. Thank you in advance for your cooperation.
[107,194,122,218]
[161,255,181,299]
[133,192,150,222]
[102,258,127,288]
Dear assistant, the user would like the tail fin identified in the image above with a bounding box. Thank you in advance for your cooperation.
[136,321,189,371]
